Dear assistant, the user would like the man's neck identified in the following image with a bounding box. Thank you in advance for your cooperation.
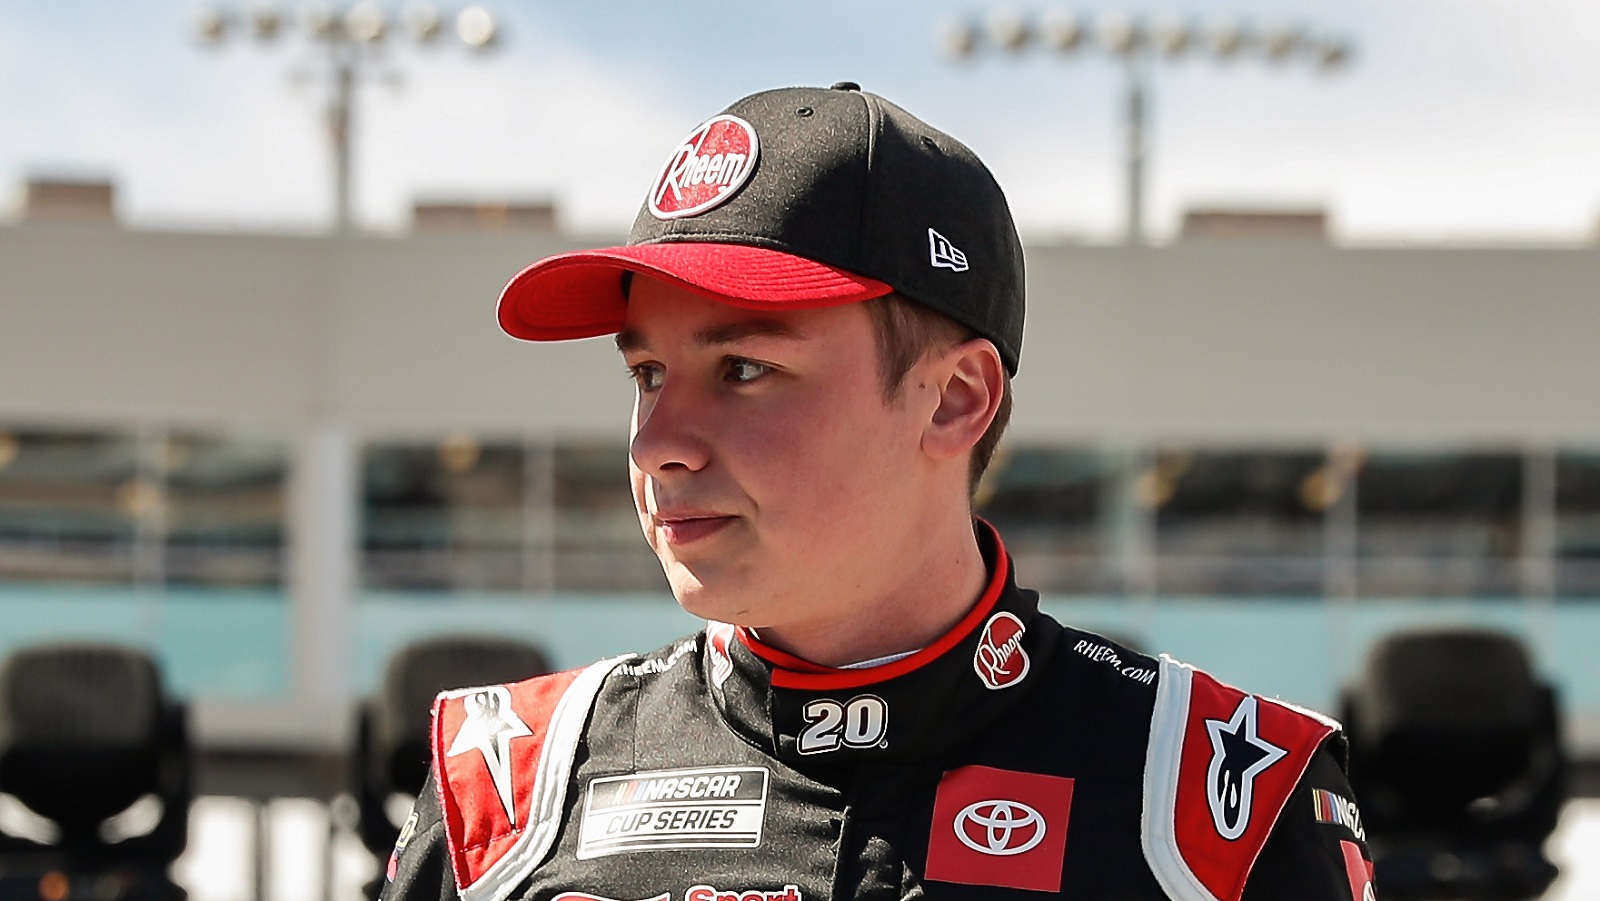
[749,516,990,669]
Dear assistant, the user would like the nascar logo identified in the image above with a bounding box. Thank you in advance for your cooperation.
[1313,788,1366,841]
[612,771,749,804]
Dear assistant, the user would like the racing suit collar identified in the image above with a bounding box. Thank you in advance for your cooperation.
[703,521,1060,769]
[734,521,1013,689]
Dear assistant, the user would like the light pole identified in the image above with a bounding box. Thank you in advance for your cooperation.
[940,11,1353,245]
[194,3,500,233]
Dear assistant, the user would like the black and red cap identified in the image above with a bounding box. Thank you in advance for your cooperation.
[497,82,1026,373]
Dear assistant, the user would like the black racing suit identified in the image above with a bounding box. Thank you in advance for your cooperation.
[383,527,1375,901]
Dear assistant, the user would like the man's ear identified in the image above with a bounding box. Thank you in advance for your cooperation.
[921,338,1005,463]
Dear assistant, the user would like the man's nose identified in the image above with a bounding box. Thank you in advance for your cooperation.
[629,378,711,475]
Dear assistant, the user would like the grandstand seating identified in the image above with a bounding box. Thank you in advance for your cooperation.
[1343,628,1565,899]
[0,644,189,901]
[352,636,552,899]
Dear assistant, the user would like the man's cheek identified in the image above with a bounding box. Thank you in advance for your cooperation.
[629,476,655,541]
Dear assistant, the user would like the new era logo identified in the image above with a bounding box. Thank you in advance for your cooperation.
[928,228,969,272]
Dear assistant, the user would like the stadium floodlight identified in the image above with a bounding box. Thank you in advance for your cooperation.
[345,2,387,43]
[1260,22,1301,62]
[247,6,282,40]
[938,16,980,59]
[455,6,497,49]
[403,3,443,41]
[1040,10,1085,53]
[194,7,231,43]
[1150,16,1191,58]
[938,9,1354,245]
[190,3,502,232]
[1096,12,1142,57]
[986,8,1032,52]
[301,4,337,38]
[1316,38,1352,71]
[1207,17,1247,59]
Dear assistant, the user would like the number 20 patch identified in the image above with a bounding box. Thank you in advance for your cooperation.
[798,694,889,754]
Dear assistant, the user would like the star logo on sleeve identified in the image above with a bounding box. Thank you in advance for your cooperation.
[447,685,532,826]
[1204,695,1287,840]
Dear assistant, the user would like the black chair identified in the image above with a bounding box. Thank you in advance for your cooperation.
[353,635,551,895]
[0,643,190,901]
[1341,628,1564,900]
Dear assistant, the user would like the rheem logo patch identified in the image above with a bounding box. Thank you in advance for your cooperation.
[973,612,1029,690]
[706,622,735,689]
[649,115,759,220]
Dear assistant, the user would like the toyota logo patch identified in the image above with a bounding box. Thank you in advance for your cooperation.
[954,799,1046,856]
[925,765,1075,892]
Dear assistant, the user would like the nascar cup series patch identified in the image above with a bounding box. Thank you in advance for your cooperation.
[648,115,759,220]
[577,766,770,859]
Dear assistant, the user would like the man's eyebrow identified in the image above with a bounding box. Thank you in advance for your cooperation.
[615,328,647,354]
[615,318,803,354]
[692,319,803,346]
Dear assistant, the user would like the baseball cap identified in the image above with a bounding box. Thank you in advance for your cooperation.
[497,82,1026,373]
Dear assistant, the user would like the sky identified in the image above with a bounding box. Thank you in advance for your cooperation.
[1,0,1598,244]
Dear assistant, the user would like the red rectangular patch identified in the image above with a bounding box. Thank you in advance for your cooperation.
[925,765,1074,893]
[1340,840,1375,901]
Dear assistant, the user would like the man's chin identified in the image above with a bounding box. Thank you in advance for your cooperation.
[662,563,747,624]
[668,582,725,622]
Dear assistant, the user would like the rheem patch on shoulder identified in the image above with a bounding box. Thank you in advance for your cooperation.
[1141,655,1339,901]
[648,115,760,220]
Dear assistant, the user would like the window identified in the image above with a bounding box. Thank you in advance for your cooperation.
[164,431,287,587]
[976,446,1122,594]
[359,438,665,593]
[1356,451,1522,597]
[361,437,527,591]
[552,443,664,592]
[1153,449,1328,596]
[1556,453,1600,598]
[0,429,141,584]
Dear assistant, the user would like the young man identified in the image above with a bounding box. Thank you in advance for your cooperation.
[383,84,1376,901]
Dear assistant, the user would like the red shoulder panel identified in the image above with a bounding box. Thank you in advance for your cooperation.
[431,668,583,891]
[1170,668,1335,901]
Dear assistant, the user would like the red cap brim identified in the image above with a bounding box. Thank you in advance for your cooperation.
[497,242,893,342]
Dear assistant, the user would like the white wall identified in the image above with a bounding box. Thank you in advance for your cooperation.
[6,225,1599,443]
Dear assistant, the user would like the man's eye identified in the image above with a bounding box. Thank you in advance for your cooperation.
[627,364,665,391]
[726,358,772,383]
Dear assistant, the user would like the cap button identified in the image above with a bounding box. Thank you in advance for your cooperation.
[830,81,861,92]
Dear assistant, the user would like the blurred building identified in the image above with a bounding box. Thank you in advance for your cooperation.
[2,217,1600,765]
[14,176,117,225]
[411,198,559,233]
[1180,206,1328,241]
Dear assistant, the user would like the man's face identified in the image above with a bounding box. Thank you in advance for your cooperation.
[618,277,931,635]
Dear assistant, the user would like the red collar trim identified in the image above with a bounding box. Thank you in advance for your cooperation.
[739,524,1012,690]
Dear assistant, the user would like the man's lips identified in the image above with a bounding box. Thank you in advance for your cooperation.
[654,513,737,546]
